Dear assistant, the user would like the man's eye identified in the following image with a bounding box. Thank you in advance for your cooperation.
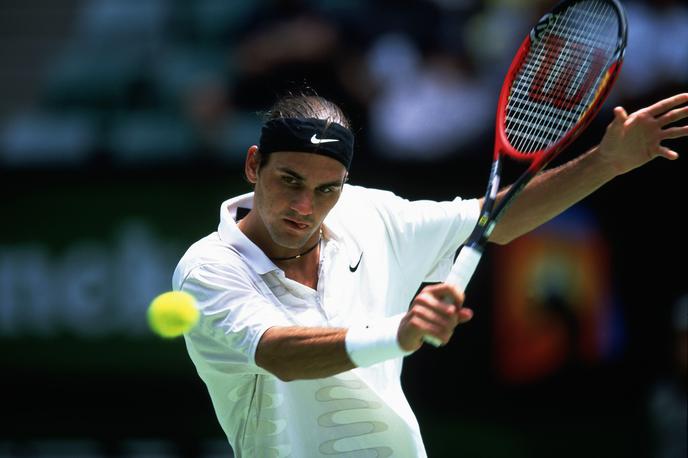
[319,186,340,194]
[282,176,298,185]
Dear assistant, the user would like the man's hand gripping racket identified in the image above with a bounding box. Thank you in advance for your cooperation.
[424,0,628,346]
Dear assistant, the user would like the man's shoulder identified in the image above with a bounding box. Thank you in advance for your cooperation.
[325,185,408,242]
[341,183,397,199]
[337,184,403,212]
[183,232,232,257]
[173,232,246,287]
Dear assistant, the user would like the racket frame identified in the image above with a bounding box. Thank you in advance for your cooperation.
[425,0,628,347]
[467,0,627,252]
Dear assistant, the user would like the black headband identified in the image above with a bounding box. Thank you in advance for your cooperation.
[258,118,354,169]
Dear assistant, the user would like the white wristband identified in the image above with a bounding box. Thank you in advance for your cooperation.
[345,313,414,368]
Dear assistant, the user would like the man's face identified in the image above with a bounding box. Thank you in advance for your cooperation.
[250,151,347,250]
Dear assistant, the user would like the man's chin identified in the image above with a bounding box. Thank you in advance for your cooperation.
[270,232,313,251]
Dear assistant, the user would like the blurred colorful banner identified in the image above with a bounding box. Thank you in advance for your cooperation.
[493,209,625,384]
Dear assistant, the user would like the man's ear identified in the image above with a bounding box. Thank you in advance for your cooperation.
[245,145,260,184]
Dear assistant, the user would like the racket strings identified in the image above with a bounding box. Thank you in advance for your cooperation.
[532,6,614,104]
[510,1,613,150]
[511,1,613,152]
[505,0,619,154]
[509,1,615,152]
[513,9,604,151]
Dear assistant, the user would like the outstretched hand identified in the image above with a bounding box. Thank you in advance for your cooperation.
[598,93,688,176]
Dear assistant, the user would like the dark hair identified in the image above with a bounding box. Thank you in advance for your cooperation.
[256,94,351,169]
[263,94,351,128]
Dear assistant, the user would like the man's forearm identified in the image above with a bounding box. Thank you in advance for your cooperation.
[488,145,618,245]
[255,326,354,381]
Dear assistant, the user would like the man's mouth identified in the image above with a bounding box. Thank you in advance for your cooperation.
[284,218,310,230]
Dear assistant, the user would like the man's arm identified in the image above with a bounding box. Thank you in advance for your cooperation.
[487,145,616,245]
[255,326,353,381]
[255,284,472,381]
[487,93,688,245]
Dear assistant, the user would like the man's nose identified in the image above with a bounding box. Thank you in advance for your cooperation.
[290,190,314,216]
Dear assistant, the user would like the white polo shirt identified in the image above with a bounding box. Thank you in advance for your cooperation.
[173,184,479,457]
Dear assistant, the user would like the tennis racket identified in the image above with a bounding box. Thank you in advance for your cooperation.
[425,0,627,346]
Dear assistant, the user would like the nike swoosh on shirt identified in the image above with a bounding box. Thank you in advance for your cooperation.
[311,134,339,144]
[349,252,363,272]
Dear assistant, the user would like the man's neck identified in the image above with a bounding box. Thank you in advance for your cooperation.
[275,248,321,290]
[237,211,321,290]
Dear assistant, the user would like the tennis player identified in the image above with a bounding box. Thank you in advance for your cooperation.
[173,93,687,456]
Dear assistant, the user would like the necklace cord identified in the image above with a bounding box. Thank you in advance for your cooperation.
[269,228,323,261]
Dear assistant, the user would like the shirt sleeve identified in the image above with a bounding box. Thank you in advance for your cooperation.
[368,190,481,284]
[175,262,293,376]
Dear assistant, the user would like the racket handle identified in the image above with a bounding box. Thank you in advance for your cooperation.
[423,245,483,347]
[445,244,483,290]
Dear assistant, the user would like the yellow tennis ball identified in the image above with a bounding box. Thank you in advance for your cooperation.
[148,291,200,338]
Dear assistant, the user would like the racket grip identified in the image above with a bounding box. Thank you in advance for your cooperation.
[445,244,483,290]
[423,245,483,348]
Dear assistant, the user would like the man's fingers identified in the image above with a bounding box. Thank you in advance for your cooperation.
[613,106,628,121]
[412,293,459,326]
[415,306,473,346]
[657,105,688,127]
[457,307,473,323]
[661,125,688,140]
[409,308,455,345]
[408,282,472,346]
[434,283,465,306]
[643,92,688,117]
[656,146,679,160]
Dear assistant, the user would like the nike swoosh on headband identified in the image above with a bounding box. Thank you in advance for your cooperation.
[311,134,339,144]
